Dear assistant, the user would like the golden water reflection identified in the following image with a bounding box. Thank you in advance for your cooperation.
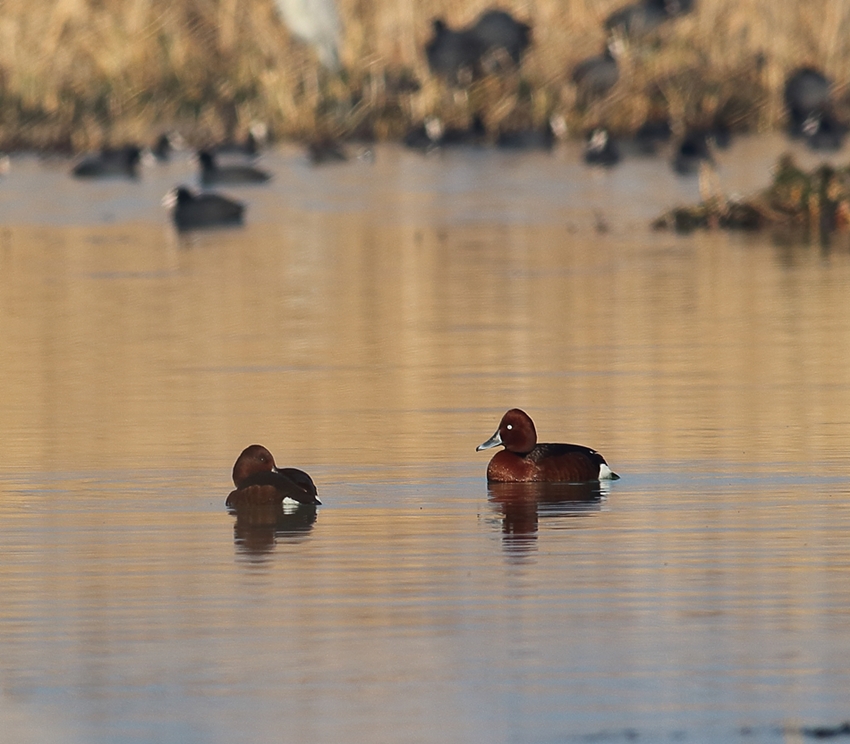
[2,143,850,741]
[1,211,850,477]
[230,501,318,555]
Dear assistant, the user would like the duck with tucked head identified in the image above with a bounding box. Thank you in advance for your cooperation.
[226,444,321,508]
[477,409,619,483]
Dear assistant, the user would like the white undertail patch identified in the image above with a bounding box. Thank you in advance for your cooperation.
[282,497,300,514]
[599,463,616,480]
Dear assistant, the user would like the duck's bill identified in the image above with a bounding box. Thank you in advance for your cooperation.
[476,430,503,451]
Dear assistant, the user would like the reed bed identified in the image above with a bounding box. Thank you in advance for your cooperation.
[652,154,850,241]
[1,0,850,150]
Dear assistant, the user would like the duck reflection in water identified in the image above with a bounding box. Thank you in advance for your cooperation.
[230,501,318,555]
[488,481,607,555]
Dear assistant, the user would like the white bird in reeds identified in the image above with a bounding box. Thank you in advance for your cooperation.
[272,0,342,71]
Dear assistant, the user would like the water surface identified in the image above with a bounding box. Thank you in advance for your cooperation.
[2,137,850,743]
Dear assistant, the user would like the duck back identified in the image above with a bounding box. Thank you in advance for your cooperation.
[487,443,616,483]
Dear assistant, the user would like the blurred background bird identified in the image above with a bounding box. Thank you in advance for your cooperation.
[272,0,343,71]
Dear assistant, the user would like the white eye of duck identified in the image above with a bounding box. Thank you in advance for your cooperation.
[506,424,513,430]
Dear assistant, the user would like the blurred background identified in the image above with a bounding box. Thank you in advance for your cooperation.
[1,0,848,150]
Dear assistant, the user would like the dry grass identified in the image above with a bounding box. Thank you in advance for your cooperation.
[2,0,850,150]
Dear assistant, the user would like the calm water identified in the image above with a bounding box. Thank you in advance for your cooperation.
[2,137,850,743]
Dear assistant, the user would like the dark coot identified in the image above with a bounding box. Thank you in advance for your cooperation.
[496,116,566,150]
[213,124,268,157]
[672,130,714,175]
[403,117,446,151]
[151,133,177,162]
[605,0,692,37]
[784,67,833,136]
[468,9,531,69]
[496,125,555,150]
[604,0,670,37]
[440,115,487,146]
[425,19,482,86]
[404,116,486,150]
[572,44,619,103]
[307,138,348,164]
[198,150,271,185]
[631,118,672,154]
[166,186,245,231]
[802,113,847,151]
[584,128,621,167]
[71,145,142,178]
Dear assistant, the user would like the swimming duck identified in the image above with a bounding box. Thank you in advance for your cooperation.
[477,409,619,483]
[226,444,321,508]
